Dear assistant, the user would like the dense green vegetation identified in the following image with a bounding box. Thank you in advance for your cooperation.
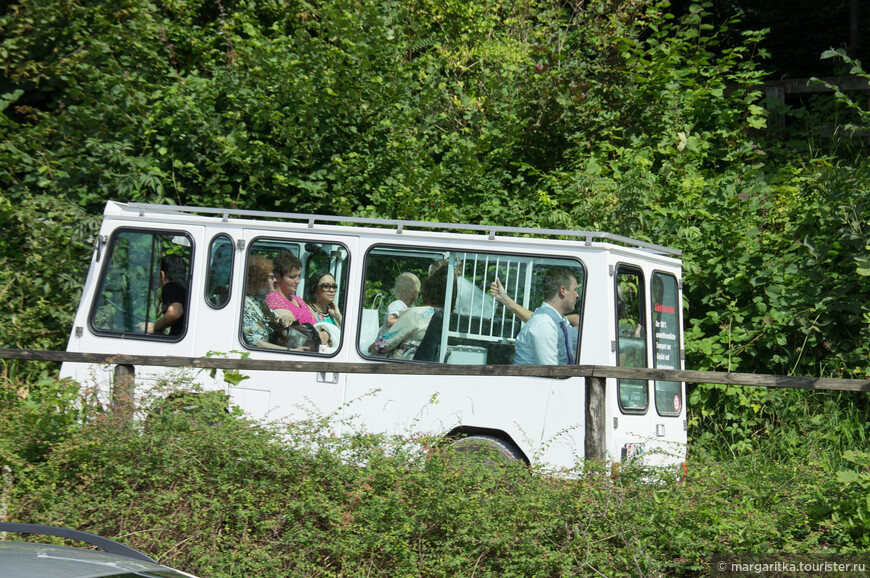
[1,0,869,573]
[2,0,867,379]
[1,386,869,577]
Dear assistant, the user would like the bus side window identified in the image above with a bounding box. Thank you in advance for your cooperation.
[616,267,648,412]
[242,238,348,354]
[90,229,192,339]
[652,272,682,416]
[360,247,584,365]
[205,234,234,309]
[361,248,443,360]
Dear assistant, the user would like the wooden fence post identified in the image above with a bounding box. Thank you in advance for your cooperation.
[765,85,786,139]
[113,364,135,418]
[0,465,12,536]
[585,375,606,461]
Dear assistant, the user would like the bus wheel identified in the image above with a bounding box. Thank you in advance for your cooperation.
[446,435,524,468]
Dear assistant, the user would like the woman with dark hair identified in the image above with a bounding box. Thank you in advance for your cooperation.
[265,252,317,325]
[306,270,342,327]
[265,252,334,349]
[370,264,454,360]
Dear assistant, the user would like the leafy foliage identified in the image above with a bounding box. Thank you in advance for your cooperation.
[2,382,859,577]
[0,195,99,379]
[0,374,96,468]
[2,0,870,553]
[831,450,870,549]
[2,0,866,378]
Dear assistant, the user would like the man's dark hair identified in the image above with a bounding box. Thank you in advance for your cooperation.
[542,268,576,301]
[161,254,188,282]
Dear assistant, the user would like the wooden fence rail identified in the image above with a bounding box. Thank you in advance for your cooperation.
[2,347,869,460]
[2,348,869,392]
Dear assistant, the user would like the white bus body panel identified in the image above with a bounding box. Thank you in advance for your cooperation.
[60,202,687,471]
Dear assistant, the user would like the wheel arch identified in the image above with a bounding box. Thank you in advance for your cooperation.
[444,425,530,464]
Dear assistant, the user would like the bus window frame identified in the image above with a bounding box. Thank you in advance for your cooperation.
[87,227,194,342]
[204,233,234,310]
[357,243,587,365]
[239,235,350,357]
[651,269,683,417]
[615,264,649,415]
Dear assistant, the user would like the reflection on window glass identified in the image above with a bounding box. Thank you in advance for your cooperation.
[241,238,348,354]
[206,235,234,308]
[653,272,682,415]
[91,230,191,338]
[360,247,584,365]
[617,267,648,411]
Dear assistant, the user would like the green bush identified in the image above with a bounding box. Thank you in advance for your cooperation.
[2,378,857,577]
[0,373,98,468]
[826,450,870,550]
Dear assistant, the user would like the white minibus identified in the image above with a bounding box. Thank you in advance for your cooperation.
[60,202,687,470]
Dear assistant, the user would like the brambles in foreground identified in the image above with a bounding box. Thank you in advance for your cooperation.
[1,380,865,577]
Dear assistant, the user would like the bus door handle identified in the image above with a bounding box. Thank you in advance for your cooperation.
[317,372,339,384]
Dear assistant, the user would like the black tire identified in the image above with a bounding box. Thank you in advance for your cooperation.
[447,435,525,468]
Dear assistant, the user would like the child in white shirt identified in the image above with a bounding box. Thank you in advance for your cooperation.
[382,272,421,330]
[369,272,422,355]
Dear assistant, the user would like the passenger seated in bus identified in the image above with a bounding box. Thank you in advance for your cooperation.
[382,272,421,331]
[142,255,188,336]
[489,277,580,329]
[370,264,452,360]
[306,271,343,327]
[502,268,579,365]
[266,252,331,347]
[239,257,320,352]
[616,285,645,367]
[243,255,291,350]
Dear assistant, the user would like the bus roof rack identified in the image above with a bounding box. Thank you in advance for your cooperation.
[122,202,681,256]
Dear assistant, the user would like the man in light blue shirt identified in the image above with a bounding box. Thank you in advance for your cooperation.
[513,268,579,365]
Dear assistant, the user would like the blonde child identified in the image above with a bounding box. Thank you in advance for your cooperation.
[383,272,421,329]
[369,272,422,354]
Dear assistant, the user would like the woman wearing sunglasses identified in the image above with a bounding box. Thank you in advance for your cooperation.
[306,271,343,327]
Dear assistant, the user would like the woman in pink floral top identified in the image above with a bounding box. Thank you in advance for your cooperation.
[266,252,329,346]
